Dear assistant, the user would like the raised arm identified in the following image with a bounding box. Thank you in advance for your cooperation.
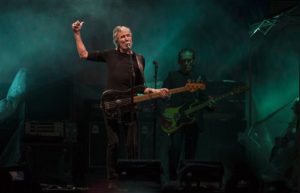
[72,20,88,59]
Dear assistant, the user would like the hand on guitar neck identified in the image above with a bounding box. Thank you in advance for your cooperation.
[144,87,170,98]
[207,96,216,110]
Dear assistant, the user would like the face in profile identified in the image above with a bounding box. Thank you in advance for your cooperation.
[179,51,194,74]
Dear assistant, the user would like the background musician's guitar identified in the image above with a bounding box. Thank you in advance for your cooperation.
[161,86,249,135]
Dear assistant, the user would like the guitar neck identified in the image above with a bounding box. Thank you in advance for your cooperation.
[184,92,232,115]
[134,87,189,103]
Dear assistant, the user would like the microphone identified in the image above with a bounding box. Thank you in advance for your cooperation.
[153,61,158,65]
[126,43,131,49]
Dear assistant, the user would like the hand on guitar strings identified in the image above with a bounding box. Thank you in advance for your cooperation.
[207,96,216,109]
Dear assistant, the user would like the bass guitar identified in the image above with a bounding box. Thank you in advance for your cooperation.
[101,82,206,118]
[161,85,249,135]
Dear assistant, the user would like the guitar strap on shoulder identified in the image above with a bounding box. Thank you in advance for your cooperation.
[135,54,145,83]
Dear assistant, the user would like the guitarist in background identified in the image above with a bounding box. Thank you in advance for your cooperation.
[71,20,169,190]
[159,48,214,190]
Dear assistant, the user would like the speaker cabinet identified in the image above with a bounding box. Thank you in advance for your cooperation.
[138,121,155,159]
[88,122,106,168]
[178,160,224,191]
[117,159,161,181]
[25,143,73,184]
[116,159,162,193]
[137,101,156,159]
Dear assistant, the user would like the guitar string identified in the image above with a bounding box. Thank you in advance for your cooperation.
[104,87,247,109]
[103,84,209,110]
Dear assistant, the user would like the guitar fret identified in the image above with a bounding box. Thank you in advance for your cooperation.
[134,87,189,103]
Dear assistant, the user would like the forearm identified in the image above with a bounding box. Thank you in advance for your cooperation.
[144,87,153,94]
[144,87,169,98]
[74,32,88,59]
[144,87,160,94]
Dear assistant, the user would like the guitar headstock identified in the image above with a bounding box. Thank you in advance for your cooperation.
[184,82,206,92]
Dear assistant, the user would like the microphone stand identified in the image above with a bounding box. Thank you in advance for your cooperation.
[129,49,135,105]
[128,46,137,159]
[152,61,158,159]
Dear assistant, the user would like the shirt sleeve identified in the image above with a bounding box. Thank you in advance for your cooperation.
[87,50,106,62]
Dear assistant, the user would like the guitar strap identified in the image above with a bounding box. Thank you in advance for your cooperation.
[135,54,145,83]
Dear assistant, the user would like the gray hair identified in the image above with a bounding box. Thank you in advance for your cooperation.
[112,26,132,49]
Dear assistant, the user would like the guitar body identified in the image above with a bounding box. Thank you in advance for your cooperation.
[101,89,135,118]
[161,102,197,135]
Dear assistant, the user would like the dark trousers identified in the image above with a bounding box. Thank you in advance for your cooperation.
[159,122,199,183]
[104,111,138,181]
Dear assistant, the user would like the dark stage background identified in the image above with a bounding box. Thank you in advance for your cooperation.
[0,0,299,193]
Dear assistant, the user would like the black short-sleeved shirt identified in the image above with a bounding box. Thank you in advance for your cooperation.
[87,49,145,92]
[162,70,207,107]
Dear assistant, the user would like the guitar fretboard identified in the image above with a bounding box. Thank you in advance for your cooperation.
[184,86,248,115]
[134,87,192,103]
[184,93,232,115]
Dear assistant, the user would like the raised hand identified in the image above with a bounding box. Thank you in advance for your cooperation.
[72,20,84,33]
